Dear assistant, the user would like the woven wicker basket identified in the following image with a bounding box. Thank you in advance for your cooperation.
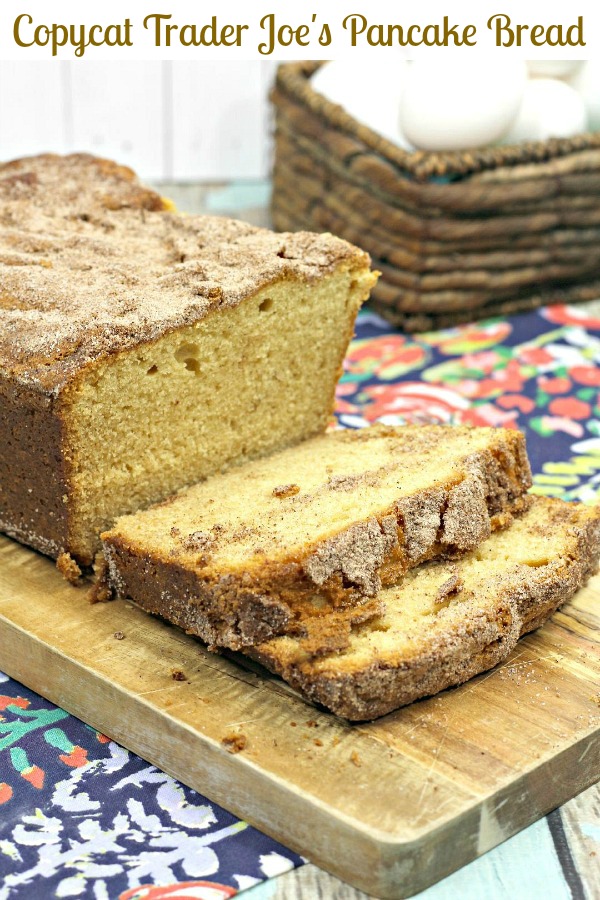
[271,61,600,331]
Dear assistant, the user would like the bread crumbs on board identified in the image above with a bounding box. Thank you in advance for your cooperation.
[222,732,248,754]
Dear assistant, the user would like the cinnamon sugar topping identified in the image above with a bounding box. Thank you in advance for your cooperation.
[0,153,368,393]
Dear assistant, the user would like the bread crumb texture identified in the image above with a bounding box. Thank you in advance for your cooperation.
[55,551,82,584]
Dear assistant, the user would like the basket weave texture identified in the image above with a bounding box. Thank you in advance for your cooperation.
[270,61,600,331]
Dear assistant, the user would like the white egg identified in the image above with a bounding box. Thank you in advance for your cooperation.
[311,60,414,150]
[503,78,587,143]
[527,61,584,80]
[399,59,527,152]
[570,60,600,130]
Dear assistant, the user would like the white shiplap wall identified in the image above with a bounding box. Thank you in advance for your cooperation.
[0,61,278,180]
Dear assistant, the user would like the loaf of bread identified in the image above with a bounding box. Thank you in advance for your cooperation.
[102,424,532,650]
[248,496,600,719]
[0,153,376,567]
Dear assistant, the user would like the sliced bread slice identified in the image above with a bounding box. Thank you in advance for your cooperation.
[102,424,531,650]
[248,497,600,720]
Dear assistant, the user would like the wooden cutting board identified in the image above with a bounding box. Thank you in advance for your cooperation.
[0,534,598,899]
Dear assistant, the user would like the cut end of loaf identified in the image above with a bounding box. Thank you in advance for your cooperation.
[63,264,375,563]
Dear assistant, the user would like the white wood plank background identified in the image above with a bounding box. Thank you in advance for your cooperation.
[0,61,278,179]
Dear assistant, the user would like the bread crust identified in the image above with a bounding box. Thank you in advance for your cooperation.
[0,153,370,396]
[0,378,73,558]
[102,427,532,651]
[249,498,600,720]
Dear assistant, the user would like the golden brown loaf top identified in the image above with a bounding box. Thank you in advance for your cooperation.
[0,152,167,216]
[250,496,600,719]
[0,153,370,395]
[102,424,532,650]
